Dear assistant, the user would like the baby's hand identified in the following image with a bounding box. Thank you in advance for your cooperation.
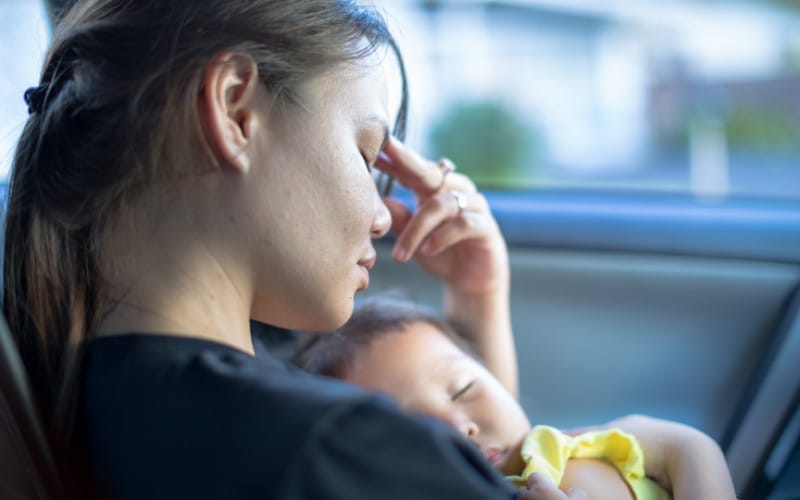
[518,473,586,500]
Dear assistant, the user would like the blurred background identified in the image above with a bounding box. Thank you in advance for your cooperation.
[3,0,800,201]
[2,2,800,495]
[374,0,800,201]
[0,0,49,184]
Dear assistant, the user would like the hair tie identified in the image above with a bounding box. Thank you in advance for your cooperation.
[24,84,49,114]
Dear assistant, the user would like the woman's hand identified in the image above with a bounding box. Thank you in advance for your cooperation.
[375,138,517,394]
[518,473,587,500]
[375,138,508,296]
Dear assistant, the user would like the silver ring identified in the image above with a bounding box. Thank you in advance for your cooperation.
[450,190,467,215]
[436,158,456,191]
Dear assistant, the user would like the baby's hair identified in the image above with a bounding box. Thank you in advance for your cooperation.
[294,297,478,378]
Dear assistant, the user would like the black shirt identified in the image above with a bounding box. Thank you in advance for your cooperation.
[79,334,518,499]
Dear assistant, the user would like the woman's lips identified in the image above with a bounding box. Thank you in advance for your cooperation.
[356,253,376,290]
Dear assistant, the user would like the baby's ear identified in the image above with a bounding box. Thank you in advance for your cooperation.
[199,51,262,174]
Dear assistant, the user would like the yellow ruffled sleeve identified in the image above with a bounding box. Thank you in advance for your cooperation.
[506,425,671,500]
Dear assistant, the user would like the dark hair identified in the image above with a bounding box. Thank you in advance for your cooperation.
[294,298,477,379]
[3,0,408,446]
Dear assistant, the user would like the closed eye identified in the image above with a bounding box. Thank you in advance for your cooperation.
[451,380,474,401]
[362,145,381,173]
[362,154,373,173]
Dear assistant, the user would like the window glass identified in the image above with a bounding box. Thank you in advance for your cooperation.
[0,0,50,180]
[3,1,798,202]
[379,0,800,201]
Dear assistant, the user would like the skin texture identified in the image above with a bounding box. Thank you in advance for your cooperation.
[98,52,393,348]
[561,459,635,500]
[239,57,393,332]
[343,321,531,459]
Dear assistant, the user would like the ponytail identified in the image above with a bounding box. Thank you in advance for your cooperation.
[3,112,101,442]
[2,0,407,453]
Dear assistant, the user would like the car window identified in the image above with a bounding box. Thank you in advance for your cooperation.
[0,0,50,182]
[379,0,800,201]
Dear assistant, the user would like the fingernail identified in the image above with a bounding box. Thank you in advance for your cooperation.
[393,246,406,261]
[420,241,431,255]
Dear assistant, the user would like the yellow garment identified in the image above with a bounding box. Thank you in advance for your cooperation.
[507,425,671,500]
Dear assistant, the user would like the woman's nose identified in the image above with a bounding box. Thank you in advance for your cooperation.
[370,191,392,238]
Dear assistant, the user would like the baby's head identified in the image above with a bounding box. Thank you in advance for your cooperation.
[295,298,531,465]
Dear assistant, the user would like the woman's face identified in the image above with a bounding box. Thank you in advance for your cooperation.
[343,321,533,466]
[245,55,393,332]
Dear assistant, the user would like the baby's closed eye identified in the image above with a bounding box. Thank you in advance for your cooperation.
[451,379,476,401]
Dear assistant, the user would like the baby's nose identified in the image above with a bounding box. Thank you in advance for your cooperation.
[459,420,480,439]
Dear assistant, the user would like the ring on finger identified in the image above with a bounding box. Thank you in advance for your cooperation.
[436,158,456,191]
[449,190,467,216]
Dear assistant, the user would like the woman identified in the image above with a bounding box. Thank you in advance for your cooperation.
[3,1,533,498]
[3,0,734,499]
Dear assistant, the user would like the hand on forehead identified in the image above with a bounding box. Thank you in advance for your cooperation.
[375,138,475,199]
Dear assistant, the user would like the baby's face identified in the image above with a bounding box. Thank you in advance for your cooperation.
[343,321,531,466]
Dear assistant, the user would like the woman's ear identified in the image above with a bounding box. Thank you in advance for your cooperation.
[200,51,263,173]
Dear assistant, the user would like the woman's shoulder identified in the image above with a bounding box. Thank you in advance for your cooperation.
[78,333,389,496]
[81,332,371,420]
[79,333,515,500]
[77,333,517,499]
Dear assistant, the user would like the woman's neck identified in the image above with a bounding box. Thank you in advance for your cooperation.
[96,191,255,355]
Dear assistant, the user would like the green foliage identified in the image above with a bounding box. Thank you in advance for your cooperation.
[656,104,800,154]
[765,0,800,11]
[428,100,540,188]
[725,105,800,151]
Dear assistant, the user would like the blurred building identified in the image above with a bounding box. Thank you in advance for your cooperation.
[378,0,800,196]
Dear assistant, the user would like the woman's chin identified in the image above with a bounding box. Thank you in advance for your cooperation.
[312,301,356,332]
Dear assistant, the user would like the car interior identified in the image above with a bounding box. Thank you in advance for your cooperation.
[1,0,799,499]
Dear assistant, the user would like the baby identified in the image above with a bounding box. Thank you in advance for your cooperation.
[295,298,670,500]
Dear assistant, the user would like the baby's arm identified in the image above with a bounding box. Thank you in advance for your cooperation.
[378,138,518,395]
[438,188,517,396]
[561,459,635,500]
[578,415,737,500]
[657,423,736,500]
[445,278,518,396]
[500,430,638,500]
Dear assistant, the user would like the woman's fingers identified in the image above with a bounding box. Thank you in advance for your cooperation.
[391,190,483,262]
[382,197,412,237]
[375,138,439,194]
[566,488,588,499]
[518,473,577,500]
[375,138,475,196]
